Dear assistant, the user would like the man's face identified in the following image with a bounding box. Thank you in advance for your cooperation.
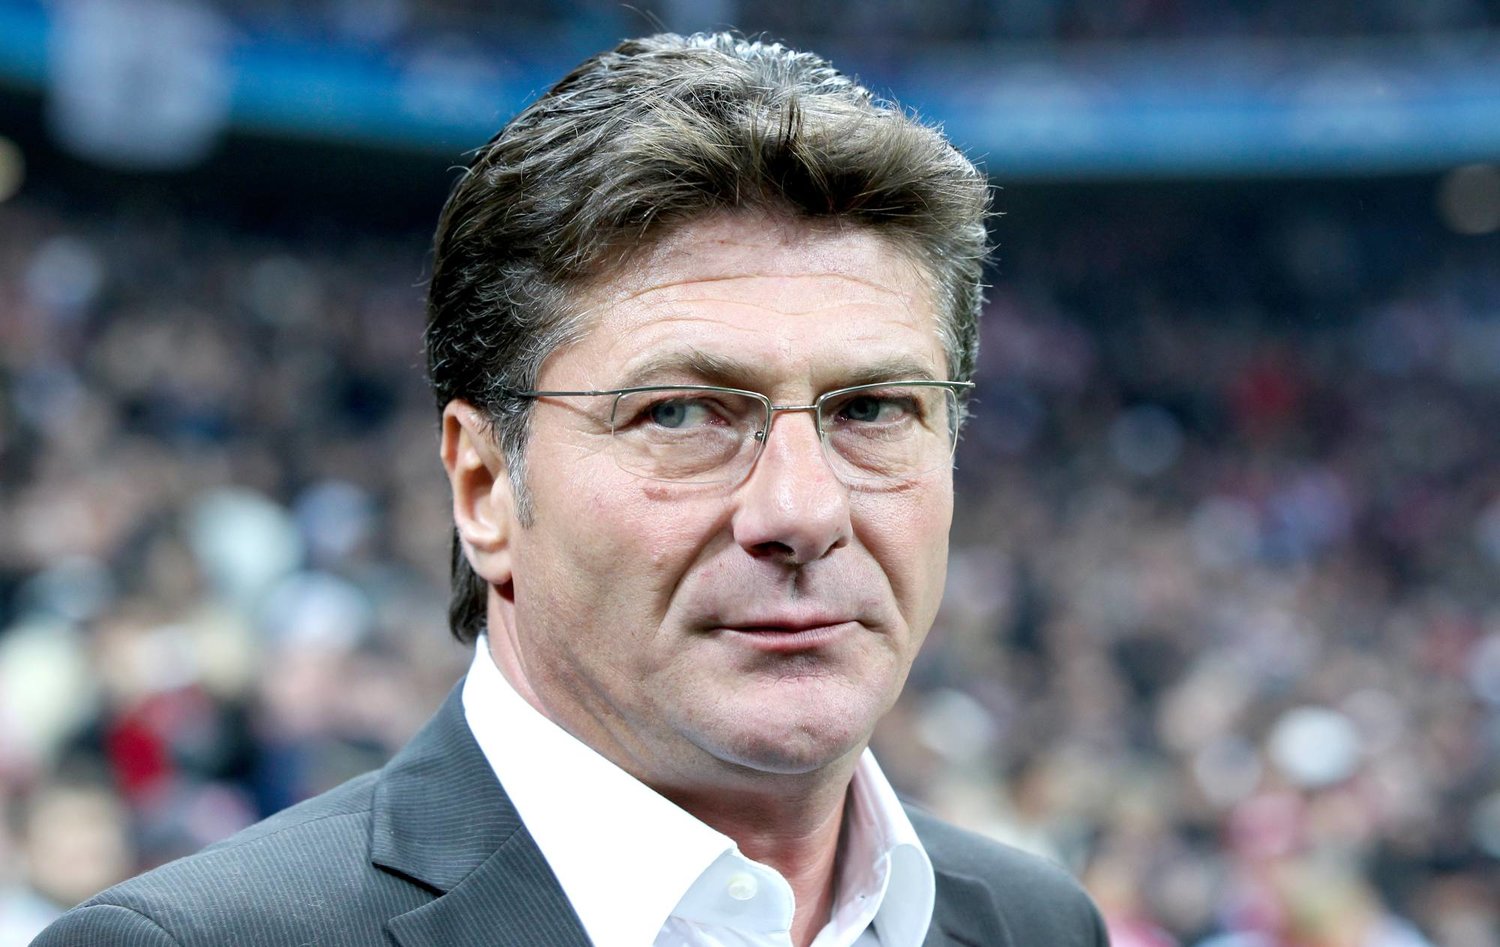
[491,214,954,791]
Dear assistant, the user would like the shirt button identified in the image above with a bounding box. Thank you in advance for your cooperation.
[726,872,759,901]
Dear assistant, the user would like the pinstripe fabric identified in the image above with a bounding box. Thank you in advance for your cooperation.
[31,684,1108,947]
[28,904,179,947]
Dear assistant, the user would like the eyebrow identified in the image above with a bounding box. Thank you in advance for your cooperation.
[616,348,943,390]
[618,349,749,388]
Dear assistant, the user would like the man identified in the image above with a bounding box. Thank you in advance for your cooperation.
[36,33,1107,947]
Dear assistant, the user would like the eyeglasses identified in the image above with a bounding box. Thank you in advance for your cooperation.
[503,380,973,486]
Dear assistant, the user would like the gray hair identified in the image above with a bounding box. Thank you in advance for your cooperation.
[425,32,991,643]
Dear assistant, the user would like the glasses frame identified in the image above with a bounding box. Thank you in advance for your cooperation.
[502,379,975,485]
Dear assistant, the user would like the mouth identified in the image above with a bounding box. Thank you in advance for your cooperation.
[715,620,859,653]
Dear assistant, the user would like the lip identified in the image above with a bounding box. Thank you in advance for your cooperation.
[714,620,858,652]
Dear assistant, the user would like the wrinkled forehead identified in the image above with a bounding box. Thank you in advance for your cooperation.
[548,213,949,391]
[591,211,939,308]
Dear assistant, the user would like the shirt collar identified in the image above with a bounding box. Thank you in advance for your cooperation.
[461,636,934,947]
[838,752,935,946]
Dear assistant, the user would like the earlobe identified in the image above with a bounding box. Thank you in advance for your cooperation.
[440,400,516,587]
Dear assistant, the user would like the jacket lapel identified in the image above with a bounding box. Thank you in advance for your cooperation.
[370,686,592,947]
[385,831,592,947]
[923,868,1016,947]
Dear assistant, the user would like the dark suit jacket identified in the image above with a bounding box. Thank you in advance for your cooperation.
[34,687,1108,946]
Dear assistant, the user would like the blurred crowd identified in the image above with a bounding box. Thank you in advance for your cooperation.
[215,0,1500,51]
[0,173,1496,947]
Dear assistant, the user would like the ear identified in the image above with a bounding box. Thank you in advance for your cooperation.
[440,400,517,589]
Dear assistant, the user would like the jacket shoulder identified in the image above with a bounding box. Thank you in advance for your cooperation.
[200,767,380,852]
[33,771,428,947]
[31,903,181,947]
[906,805,1109,946]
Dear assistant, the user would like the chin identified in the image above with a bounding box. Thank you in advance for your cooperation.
[711,736,863,778]
[695,699,879,778]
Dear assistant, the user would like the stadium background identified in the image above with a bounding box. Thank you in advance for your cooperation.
[0,1,1497,944]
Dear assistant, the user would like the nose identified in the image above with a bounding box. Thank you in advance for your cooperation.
[730,409,852,565]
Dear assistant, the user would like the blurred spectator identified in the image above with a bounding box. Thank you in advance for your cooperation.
[0,775,131,942]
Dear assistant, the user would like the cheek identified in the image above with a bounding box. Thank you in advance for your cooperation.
[855,485,953,620]
[620,494,729,596]
[537,477,724,608]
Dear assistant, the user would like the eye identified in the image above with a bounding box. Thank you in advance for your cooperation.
[651,399,702,429]
[641,396,722,429]
[835,392,914,424]
[841,395,888,423]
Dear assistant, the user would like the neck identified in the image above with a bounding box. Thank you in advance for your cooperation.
[661,777,853,947]
[482,619,862,947]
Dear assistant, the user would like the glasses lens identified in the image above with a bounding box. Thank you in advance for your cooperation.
[610,388,765,482]
[818,384,958,481]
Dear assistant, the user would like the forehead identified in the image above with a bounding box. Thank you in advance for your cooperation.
[551,214,947,390]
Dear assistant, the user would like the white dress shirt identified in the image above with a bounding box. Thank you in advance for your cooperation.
[461,636,936,947]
